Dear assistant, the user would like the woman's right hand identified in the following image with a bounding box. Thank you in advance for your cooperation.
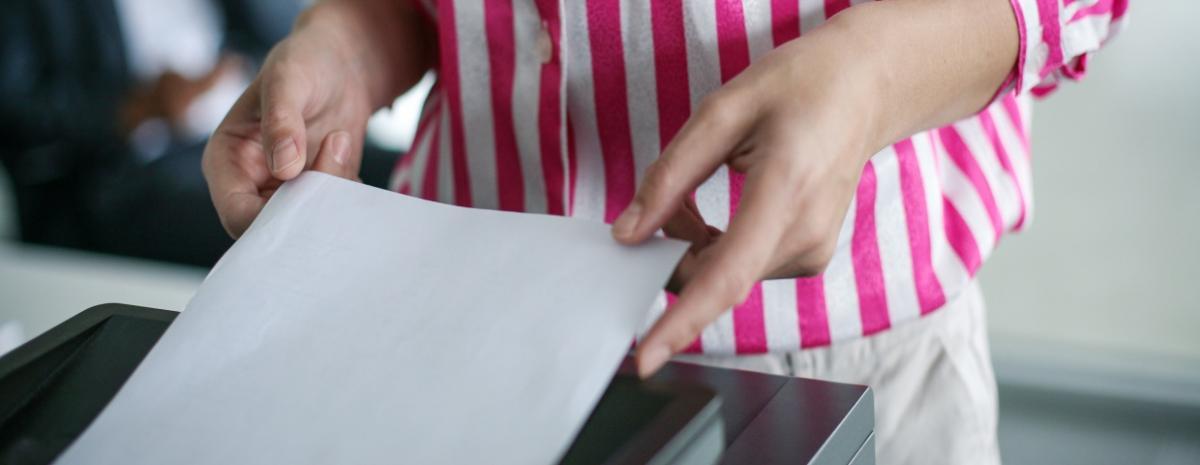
[202,1,432,238]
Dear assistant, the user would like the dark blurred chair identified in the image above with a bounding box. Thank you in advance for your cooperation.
[0,0,397,267]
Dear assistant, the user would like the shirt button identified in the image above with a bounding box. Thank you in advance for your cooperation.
[536,21,553,64]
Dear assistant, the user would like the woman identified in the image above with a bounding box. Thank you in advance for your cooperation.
[202,0,1126,462]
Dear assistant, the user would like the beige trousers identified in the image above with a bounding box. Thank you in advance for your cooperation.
[678,280,1001,465]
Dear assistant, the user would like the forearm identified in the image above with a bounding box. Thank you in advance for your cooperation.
[814,0,1019,154]
[296,0,436,109]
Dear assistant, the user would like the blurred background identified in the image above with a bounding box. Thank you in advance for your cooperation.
[0,0,1196,463]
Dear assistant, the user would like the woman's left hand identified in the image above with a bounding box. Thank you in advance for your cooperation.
[612,25,883,376]
[614,0,1018,377]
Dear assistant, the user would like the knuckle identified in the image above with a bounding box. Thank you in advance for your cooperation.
[782,220,838,277]
[705,269,754,308]
[261,62,310,102]
[788,220,825,253]
[696,92,741,130]
[644,160,678,200]
[802,229,829,255]
[812,239,837,268]
[265,58,301,82]
[261,106,295,133]
[792,258,829,277]
[793,241,836,277]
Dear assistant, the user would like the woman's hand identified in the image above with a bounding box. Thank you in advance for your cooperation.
[616,0,1018,377]
[614,33,877,376]
[202,1,432,237]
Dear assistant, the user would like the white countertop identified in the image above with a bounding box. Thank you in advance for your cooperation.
[0,241,206,353]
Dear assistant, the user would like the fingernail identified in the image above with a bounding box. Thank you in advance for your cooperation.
[637,344,671,379]
[271,139,300,173]
[612,201,642,241]
[331,131,350,166]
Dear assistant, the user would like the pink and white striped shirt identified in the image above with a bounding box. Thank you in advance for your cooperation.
[391,0,1127,354]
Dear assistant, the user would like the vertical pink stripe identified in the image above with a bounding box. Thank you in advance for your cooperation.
[796,277,830,348]
[437,0,473,207]
[420,105,444,200]
[1036,0,1063,80]
[484,0,525,212]
[1000,94,1030,153]
[715,0,767,354]
[586,0,637,223]
[651,0,691,147]
[535,0,565,216]
[393,96,442,195]
[851,161,891,335]
[938,126,1004,241]
[732,286,768,353]
[714,0,751,83]
[824,0,852,18]
[894,139,946,314]
[770,0,801,45]
[978,109,1027,230]
[943,198,983,276]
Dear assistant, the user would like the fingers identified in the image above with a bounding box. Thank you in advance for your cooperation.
[635,164,795,378]
[310,130,358,180]
[661,197,712,247]
[218,187,269,239]
[662,197,715,293]
[213,129,356,238]
[259,71,311,181]
[612,93,754,245]
[202,134,271,238]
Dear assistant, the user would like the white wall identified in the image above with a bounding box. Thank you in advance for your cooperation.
[981,0,1200,392]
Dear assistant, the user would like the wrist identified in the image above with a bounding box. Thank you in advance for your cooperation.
[816,6,900,161]
[811,0,1020,151]
[779,12,890,166]
[296,0,433,109]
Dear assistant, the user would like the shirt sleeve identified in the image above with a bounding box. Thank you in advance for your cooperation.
[1004,0,1129,97]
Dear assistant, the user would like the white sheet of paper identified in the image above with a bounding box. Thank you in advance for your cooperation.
[55,172,686,465]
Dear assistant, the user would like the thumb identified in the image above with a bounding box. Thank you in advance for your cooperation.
[259,74,310,181]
